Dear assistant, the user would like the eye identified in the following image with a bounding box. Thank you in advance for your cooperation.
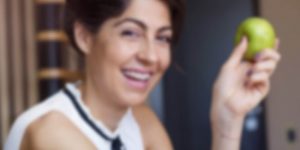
[157,35,172,44]
[121,29,140,38]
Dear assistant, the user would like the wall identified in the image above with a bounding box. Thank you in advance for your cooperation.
[261,0,300,149]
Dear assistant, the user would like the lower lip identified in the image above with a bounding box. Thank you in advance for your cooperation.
[124,75,149,90]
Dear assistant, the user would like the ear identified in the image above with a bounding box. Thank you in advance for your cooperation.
[74,22,93,54]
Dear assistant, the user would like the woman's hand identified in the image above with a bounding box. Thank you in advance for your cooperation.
[211,37,281,150]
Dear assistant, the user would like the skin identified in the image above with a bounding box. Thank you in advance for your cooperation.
[20,0,281,150]
[75,0,172,132]
[211,37,281,150]
[21,112,97,150]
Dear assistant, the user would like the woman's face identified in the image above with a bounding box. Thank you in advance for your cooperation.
[81,0,172,106]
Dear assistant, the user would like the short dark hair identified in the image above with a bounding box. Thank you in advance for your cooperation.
[64,0,185,54]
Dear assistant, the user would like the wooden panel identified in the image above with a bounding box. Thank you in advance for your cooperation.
[25,0,38,106]
[10,0,25,119]
[36,0,65,4]
[38,68,81,80]
[36,1,70,100]
[0,0,37,147]
[37,30,68,42]
[0,0,9,145]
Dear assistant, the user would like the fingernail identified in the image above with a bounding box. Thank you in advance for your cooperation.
[255,53,261,61]
[247,69,253,76]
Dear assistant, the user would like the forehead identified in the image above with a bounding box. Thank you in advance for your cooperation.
[118,0,171,28]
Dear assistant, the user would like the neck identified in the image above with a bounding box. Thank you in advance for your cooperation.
[80,78,128,132]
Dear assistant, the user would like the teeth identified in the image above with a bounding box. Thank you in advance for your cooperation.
[123,70,151,81]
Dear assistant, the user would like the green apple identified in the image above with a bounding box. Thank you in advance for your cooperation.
[235,17,276,60]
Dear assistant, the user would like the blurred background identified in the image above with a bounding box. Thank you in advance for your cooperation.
[0,0,300,149]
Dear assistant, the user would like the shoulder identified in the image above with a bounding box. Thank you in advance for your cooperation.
[13,90,69,125]
[5,91,66,149]
[21,111,96,150]
[132,105,173,150]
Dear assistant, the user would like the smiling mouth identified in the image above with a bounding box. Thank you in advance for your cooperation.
[122,68,153,89]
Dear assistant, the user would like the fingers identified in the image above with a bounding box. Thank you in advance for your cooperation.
[225,38,279,69]
[252,49,281,75]
[255,49,281,62]
[247,72,269,85]
[226,37,248,67]
[253,60,276,75]
[244,71,270,102]
[246,49,281,86]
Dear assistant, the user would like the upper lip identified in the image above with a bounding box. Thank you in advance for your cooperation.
[122,68,154,75]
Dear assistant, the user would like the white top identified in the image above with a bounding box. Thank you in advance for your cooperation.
[4,83,144,150]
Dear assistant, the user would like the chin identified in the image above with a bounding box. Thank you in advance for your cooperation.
[119,92,148,107]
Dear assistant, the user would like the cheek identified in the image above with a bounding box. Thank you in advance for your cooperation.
[90,42,133,70]
[107,38,141,64]
[159,49,171,72]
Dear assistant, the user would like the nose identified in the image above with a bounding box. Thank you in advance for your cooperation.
[137,41,159,65]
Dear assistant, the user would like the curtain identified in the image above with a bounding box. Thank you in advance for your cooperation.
[0,0,37,146]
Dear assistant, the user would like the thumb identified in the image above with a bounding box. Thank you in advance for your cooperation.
[227,37,248,66]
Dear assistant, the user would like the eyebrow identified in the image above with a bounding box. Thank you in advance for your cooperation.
[158,26,172,34]
[114,18,147,30]
[114,17,172,33]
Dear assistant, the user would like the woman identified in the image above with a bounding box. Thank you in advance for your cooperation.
[5,0,281,150]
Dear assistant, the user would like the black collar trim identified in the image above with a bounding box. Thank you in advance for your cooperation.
[63,88,113,141]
